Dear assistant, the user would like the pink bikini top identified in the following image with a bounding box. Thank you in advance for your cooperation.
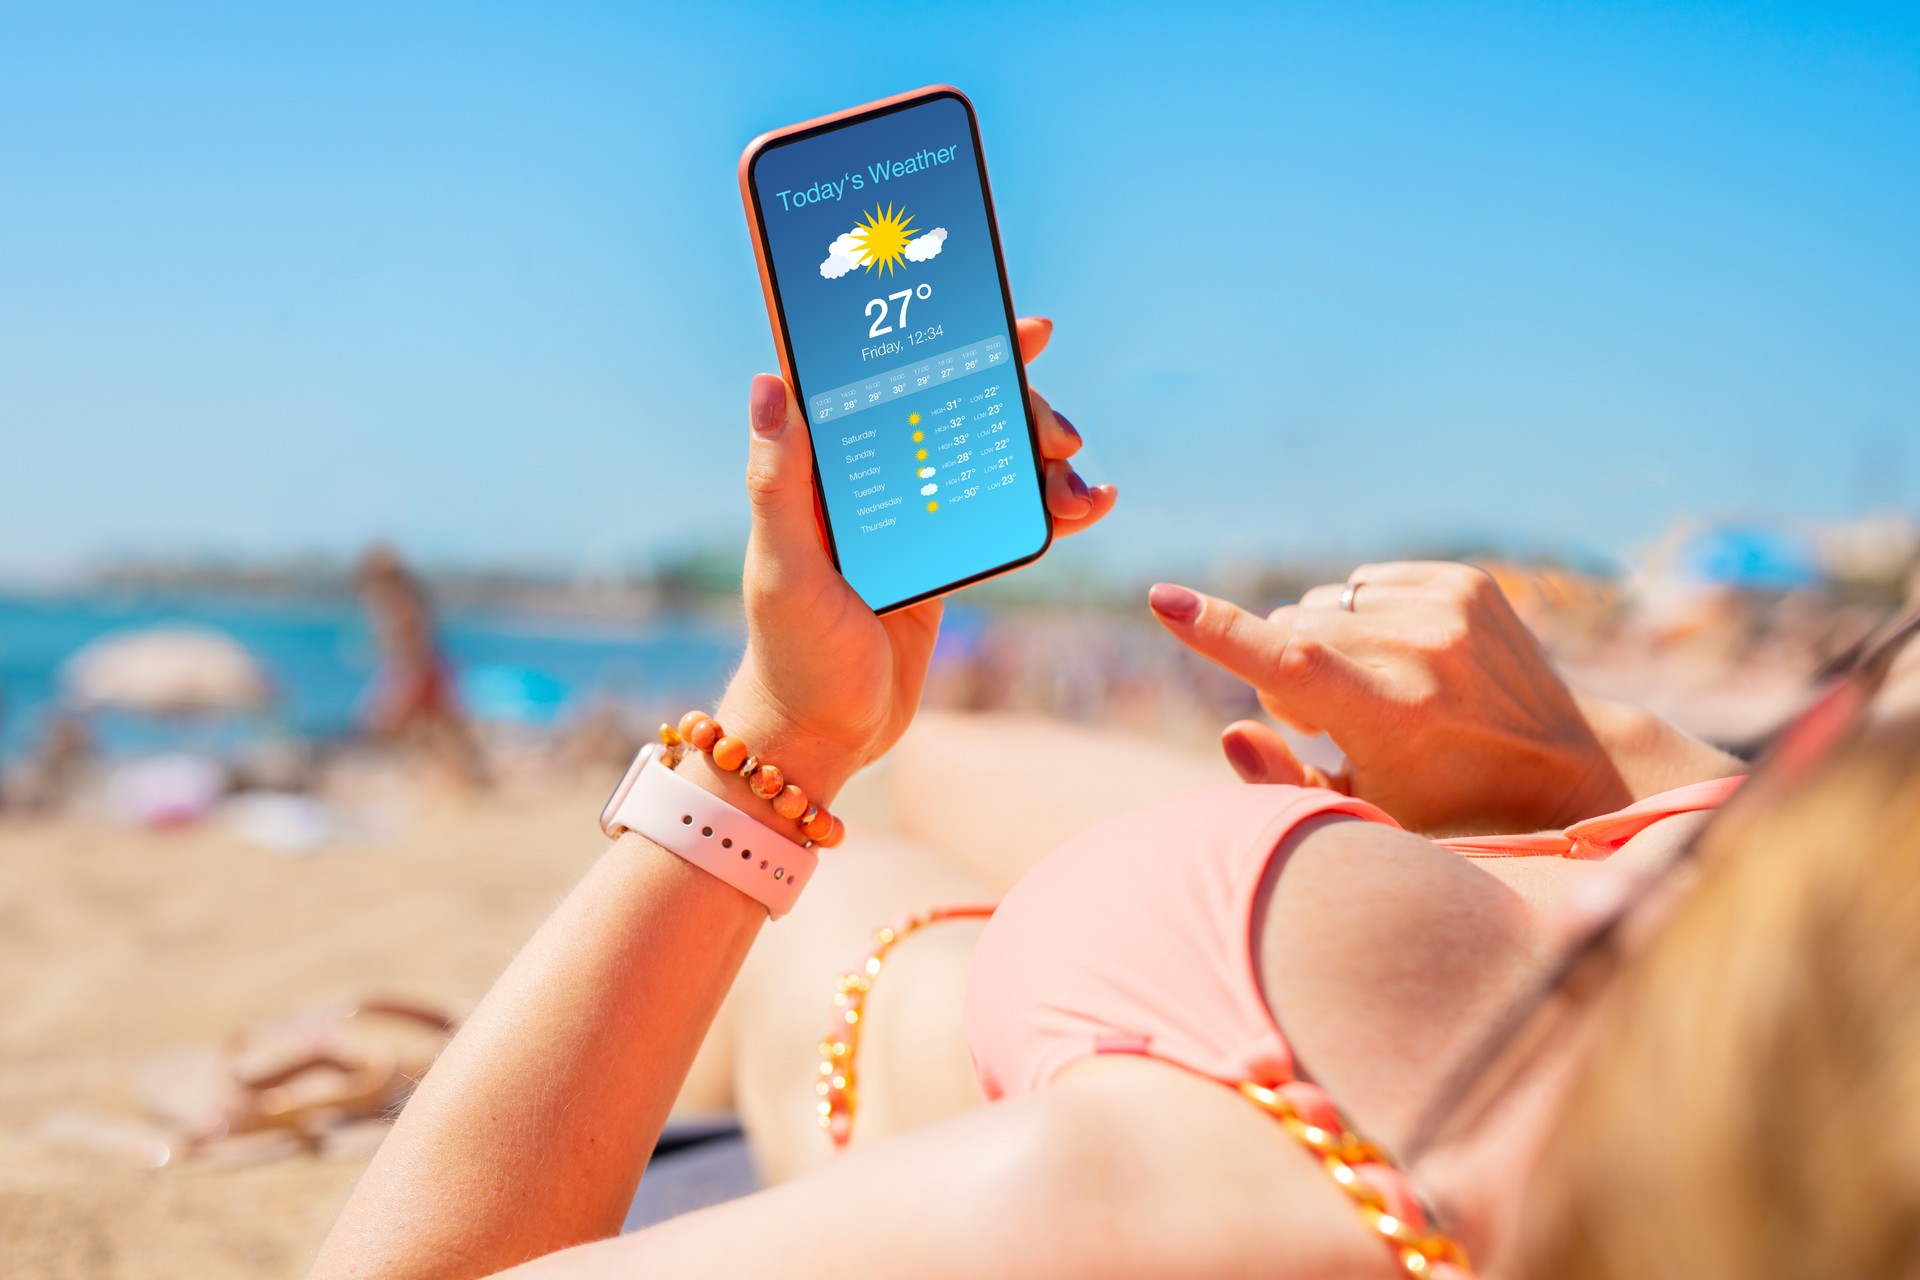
[959,774,1748,1279]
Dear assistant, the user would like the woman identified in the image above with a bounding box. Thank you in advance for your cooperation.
[308,322,1877,1279]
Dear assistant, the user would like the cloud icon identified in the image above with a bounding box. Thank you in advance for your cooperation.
[919,482,938,497]
[819,231,864,280]
[904,227,947,262]
[917,466,935,479]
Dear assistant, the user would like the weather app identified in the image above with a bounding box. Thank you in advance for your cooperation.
[750,94,1047,612]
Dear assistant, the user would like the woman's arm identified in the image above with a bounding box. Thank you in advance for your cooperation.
[309,787,769,1276]
[311,321,1112,1280]
[1569,686,1745,802]
[491,1056,1392,1280]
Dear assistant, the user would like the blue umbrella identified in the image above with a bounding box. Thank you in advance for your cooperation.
[1678,526,1820,591]
[459,663,574,727]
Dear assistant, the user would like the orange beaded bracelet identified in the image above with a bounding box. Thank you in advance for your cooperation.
[659,710,846,849]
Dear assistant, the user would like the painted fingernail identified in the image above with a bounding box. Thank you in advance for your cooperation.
[750,375,787,438]
[1067,470,1090,500]
[1223,732,1266,782]
[1054,412,1081,442]
[1148,582,1201,622]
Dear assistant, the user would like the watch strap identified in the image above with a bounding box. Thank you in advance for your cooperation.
[600,744,816,919]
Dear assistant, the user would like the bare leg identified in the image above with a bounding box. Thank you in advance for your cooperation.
[729,833,993,1182]
[884,711,1233,890]
[679,713,1236,1175]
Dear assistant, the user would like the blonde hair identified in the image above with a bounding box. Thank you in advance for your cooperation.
[1519,719,1920,1280]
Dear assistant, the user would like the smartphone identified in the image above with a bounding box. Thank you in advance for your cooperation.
[739,86,1051,614]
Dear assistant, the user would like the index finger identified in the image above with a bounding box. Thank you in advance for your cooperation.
[1147,584,1380,734]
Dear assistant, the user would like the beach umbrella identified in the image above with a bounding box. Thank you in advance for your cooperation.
[1678,526,1821,592]
[63,626,274,715]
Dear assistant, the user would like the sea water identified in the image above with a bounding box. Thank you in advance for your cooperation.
[0,590,742,762]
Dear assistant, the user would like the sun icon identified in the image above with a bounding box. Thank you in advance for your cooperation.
[907,412,921,426]
[852,203,917,275]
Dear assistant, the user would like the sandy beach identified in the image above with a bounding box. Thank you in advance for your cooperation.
[0,772,619,1279]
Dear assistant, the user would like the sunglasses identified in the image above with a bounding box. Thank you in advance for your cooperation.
[1397,596,1920,1215]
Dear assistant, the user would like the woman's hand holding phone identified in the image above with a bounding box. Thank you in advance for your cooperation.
[713,316,1115,807]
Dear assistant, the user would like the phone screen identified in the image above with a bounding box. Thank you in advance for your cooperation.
[746,92,1050,613]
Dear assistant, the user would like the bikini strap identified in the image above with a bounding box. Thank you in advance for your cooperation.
[818,902,999,1151]
[1239,1080,1475,1277]
[1436,775,1747,860]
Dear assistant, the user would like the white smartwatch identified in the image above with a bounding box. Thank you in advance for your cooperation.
[599,744,816,920]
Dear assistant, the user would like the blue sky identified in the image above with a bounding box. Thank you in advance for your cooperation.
[2,1,1915,583]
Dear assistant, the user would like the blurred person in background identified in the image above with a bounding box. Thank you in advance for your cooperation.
[1,706,92,815]
[355,545,487,789]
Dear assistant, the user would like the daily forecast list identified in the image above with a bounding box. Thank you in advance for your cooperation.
[814,334,1018,536]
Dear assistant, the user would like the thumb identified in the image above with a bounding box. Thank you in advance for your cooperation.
[1222,720,1305,785]
[1221,720,1348,792]
[745,374,831,570]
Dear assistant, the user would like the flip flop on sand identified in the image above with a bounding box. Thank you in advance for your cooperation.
[40,997,460,1169]
[175,997,459,1162]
